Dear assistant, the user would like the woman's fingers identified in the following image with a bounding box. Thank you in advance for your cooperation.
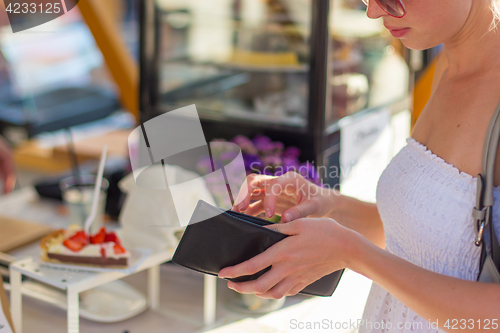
[244,200,265,216]
[227,267,284,295]
[285,282,308,296]
[227,260,309,299]
[265,219,304,235]
[245,191,298,217]
[220,218,343,299]
[280,200,318,222]
[256,278,305,299]
[218,225,299,279]
[255,278,297,299]
[219,249,275,279]
[0,163,15,194]
[261,172,304,218]
[234,172,310,219]
[228,268,309,299]
[0,138,15,194]
[232,175,275,212]
[249,189,265,201]
[232,174,255,212]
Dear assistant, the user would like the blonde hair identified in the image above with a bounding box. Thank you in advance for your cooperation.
[491,0,500,30]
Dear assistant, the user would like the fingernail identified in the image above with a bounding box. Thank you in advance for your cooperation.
[283,213,292,222]
[238,204,245,212]
[266,208,272,218]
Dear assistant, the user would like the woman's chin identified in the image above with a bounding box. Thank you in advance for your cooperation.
[399,38,441,51]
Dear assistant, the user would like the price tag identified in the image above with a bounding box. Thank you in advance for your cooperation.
[339,108,392,202]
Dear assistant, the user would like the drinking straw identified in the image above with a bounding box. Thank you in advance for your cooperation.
[84,145,108,234]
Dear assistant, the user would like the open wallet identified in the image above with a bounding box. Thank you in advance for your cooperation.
[172,200,344,297]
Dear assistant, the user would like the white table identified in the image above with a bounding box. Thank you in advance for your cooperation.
[2,188,217,333]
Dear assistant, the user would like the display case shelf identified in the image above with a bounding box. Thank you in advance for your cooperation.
[139,0,412,186]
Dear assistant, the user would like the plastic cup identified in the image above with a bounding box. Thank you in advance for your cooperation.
[60,174,109,234]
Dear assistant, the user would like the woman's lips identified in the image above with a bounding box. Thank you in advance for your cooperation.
[386,26,410,38]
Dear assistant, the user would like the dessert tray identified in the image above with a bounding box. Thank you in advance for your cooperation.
[35,247,152,274]
[38,226,151,273]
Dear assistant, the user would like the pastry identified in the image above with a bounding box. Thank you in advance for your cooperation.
[40,225,130,267]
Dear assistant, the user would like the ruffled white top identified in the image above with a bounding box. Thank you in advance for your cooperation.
[359,137,500,333]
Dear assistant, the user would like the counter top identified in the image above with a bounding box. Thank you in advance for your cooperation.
[1,187,372,333]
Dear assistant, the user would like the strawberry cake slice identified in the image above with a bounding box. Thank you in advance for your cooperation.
[41,226,130,267]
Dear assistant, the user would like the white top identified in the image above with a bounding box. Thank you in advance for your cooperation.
[359,137,500,333]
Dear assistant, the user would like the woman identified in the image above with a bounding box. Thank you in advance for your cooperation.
[218,0,500,331]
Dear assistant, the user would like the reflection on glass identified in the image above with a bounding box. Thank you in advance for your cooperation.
[156,0,311,127]
[156,0,409,129]
[0,8,118,142]
[327,0,409,127]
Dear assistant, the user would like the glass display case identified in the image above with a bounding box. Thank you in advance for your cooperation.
[140,0,411,186]
[153,0,312,128]
[327,0,409,127]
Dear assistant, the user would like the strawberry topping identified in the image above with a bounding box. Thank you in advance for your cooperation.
[90,228,106,244]
[104,232,121,245]
[68,231,88,245]
[113,244,126,255]
[63,239,84,252]
[62,227,126,256]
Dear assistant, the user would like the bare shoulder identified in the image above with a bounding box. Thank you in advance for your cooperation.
[412,69,500,185]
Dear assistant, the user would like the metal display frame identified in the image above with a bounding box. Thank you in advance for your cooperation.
[139,0,332,166]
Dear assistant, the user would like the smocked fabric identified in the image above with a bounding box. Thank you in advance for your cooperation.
[359,137,500,333]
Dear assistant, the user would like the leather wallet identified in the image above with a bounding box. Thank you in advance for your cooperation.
[172,200,344,297]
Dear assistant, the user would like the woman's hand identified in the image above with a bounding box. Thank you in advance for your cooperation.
[218,217,366,299]
[0,137,15,194]
[232,172,338,222]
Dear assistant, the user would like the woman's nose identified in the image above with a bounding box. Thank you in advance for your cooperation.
[365,0,387,19]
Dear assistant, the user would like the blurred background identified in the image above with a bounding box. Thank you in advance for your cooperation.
[0,0,442,194]
[0,0,443,332]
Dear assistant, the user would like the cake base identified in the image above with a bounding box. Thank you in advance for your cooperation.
[46,253,128,267]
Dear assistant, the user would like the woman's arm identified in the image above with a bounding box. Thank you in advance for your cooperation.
[219,219,500,333]
[350,238,500,332]
[330,194,385,249]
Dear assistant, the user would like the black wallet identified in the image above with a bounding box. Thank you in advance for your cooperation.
[172,200,344,297]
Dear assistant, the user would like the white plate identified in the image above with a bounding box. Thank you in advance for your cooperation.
[78,280,147,322]
[36,248,152,274]
[18,279,147,323]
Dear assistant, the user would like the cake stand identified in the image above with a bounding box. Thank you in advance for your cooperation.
[9,250,217,333]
